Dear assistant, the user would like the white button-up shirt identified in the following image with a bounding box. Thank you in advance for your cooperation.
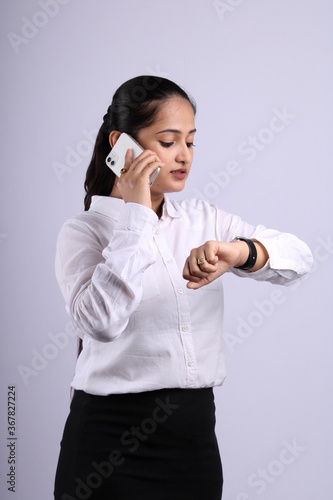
[55,196,313,395]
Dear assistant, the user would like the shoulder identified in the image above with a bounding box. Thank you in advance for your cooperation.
[56,210,109,250]
[58,211,100,232]
[57,196,122,238]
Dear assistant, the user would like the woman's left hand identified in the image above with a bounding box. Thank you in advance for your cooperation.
[183,241,240,289]
[182,240,248,289]
[183,239,268,289]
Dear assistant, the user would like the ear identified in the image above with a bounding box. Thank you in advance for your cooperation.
[109,130,122,148]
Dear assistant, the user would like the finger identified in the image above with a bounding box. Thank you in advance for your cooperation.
[130,150,164,171]
[182,259,192,281]
[197,256,218,273]
[186,277,212,290]
[130,161,163,187]
[187,253,203,277]
[198,241,219,266]
[118,149,134,175]
[183,259,203,283]
[122,149,163,175]
[187,269,221,289]
[188,253,217,276]
[204,246,219,266]
[124,149,134,169]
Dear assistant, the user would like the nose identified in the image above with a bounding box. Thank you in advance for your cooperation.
[176,142,193,165]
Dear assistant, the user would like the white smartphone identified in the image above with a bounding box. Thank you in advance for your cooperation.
[105,133,160,187]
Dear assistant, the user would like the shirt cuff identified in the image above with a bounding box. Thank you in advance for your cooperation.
[254,235,313,275]
[116,202,158,235]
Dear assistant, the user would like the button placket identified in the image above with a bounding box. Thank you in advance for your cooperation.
[153,230,198,387]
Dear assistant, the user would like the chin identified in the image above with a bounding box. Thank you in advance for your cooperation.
[152,179,187,195]
[164,183,186,194]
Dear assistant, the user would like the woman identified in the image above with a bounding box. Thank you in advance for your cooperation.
[54,75,313,499]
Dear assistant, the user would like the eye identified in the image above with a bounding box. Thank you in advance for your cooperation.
[187,142,196,148]
[159,141,174,148]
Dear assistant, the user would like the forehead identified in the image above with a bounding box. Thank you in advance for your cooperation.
[153,97,195,128]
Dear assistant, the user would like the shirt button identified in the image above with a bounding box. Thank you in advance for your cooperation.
[166,259,173,265]
[154,229,160,235]
[177,288,184,294]
[182,326,188,332]
[187,360,194,367]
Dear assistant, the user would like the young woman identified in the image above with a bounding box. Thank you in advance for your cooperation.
[54,76,313,500]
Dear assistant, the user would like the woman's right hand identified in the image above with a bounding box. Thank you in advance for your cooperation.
[116,149,164,210]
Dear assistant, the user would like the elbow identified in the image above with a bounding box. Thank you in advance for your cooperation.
[296,244,314,276]
[88,327,122,343]
[71,314,124,343]
[70,301,126,343]
[68,280,138,342]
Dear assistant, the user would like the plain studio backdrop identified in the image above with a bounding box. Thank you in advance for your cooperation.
[1,1,332,499]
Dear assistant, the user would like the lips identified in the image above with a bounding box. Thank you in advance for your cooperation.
[170,169,187,180]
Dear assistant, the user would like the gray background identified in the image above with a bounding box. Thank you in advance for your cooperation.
[1,0,332,498]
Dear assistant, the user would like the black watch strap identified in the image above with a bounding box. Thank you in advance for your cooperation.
[233,237,257,271]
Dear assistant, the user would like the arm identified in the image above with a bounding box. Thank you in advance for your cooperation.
[55,203,158,341]
[183,205,313,289]
[55,144,165,341]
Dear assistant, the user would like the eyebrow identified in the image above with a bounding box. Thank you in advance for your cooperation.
[156,128,197,135]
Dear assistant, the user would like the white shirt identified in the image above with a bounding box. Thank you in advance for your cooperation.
[55,196,313,395]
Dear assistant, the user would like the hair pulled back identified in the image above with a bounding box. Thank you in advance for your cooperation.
[84,75,196,210]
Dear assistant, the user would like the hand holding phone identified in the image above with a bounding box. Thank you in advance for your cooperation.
[105,133,160,187]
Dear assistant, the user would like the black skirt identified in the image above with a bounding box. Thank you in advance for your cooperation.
[54,388,223,500]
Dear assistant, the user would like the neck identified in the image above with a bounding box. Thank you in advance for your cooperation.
[109,185,165,218]
[151,194,165,218]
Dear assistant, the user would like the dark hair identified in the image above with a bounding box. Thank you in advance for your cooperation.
[83,75,196,211]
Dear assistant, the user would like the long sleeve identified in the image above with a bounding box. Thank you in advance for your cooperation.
[214,208,313,285]
[55,202,158,342]
[54,196,314,395]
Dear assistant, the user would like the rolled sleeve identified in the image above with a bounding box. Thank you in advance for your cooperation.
[56,203,159,342]
[231,229,313,285]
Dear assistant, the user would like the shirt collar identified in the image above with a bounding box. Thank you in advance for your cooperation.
[162,197,182,219]
[89,195,182,220]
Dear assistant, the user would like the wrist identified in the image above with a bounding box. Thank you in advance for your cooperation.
[232,237,257,270]
[230,240,248,267]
